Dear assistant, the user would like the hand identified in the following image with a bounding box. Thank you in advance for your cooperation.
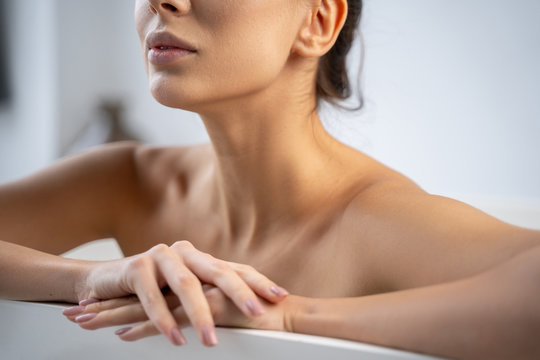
[65,286,298,343]
[63,241,289,347]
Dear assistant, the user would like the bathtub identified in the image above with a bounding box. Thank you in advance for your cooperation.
[0,299,444,360]
[1,197,537,360]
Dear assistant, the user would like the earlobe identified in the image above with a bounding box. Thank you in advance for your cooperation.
[292,0,348,58]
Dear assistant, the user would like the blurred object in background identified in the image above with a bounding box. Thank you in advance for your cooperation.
[0,0,10,103]
[62,98,141,156]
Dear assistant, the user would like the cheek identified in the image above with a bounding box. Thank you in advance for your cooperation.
[148,25,293,110]
[200,16,295,95]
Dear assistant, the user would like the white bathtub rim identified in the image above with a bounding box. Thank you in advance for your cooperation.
[1,299,443,360]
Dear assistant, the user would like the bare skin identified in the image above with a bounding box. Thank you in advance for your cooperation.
[3,140,536,297]
[110,140,539,297]
[1,0,539,357]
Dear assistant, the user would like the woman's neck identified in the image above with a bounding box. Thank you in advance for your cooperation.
[198,85,366,247]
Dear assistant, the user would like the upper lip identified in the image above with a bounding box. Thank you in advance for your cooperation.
[146,31,196,52]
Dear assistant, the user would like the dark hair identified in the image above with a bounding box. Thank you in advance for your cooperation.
[316,0,363,110]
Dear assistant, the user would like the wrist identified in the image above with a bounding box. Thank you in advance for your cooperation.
[69,259,95,303]
[282,295,313,334]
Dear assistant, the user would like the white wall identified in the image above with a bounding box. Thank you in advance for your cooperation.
[353,0,540,201]
[1,0,539,206]
[0,0,57,184]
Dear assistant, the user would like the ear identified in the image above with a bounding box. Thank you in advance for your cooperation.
[292,0,348,58]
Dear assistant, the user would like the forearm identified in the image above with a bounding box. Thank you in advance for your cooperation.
[288,246,540,360]
[0,240,92,303]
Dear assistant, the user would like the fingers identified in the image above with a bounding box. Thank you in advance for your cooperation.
[63,296,140,323]
[189,255,264,317]
[151,245,218,346]
[116,320,161,342]
[77,302,149,330]
[65,293,179,331]
[117,293,218,344]
[172,241,286,316]
[227,262,289,303]
[64,240,288,348]
[127,253,187,346]
[69,293,215,345]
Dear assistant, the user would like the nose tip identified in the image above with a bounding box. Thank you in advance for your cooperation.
[148,0,190,16]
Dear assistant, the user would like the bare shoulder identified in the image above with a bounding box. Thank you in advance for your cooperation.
[0,141,214,253]
[340,167,540,292]
[0,141,142,252]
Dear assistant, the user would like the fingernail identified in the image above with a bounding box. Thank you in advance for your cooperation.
[115,327,132,336]
[270,286,289,297]
[171,327,187,346]
[246,299,265,316]
[79,298,99,306]
[75,313,97,323]
[202,325,218,347]
[62,305,85,316]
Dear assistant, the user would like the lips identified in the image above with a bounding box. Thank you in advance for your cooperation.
[147,31,196,51]
[146,31,196,65]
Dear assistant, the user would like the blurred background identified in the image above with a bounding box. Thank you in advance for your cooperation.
[0,0,539,227]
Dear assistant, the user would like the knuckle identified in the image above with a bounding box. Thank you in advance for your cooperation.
[202,253,215,262]
[171,240,194,250]
[213,260,232,274]
[86,302,104,313]
[211,262,237,282]
[175,272,199,289]
[150,243,170,255]
[128,255,153,273]
[142,291,159,306]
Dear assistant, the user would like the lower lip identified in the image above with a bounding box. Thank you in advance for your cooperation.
[148,47,195,66]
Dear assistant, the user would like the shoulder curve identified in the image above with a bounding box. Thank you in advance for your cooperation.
[348,170,425,208]
[9,140,143,187]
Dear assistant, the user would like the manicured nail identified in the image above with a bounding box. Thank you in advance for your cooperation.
[115,327,132,336]
[75,313,97,323]
[246,299,265,316]
[171,327,187,346]
[79,298,99,306]
[62,305,85,316]
[202,325,218,347]
[270,286,289,297]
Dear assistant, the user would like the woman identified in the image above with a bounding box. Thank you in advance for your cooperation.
[1,0,539,358]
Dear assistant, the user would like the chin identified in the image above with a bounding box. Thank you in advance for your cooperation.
[149,76,201,111]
